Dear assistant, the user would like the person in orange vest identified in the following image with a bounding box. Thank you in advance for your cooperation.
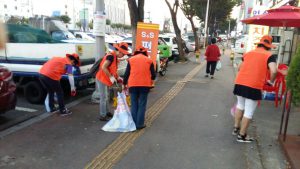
[123,46,156,130]
[39,53,80,116]
[233,35,277,143]
[96,42,129,121]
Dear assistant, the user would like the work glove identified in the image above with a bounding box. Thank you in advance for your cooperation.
[117,77,123,84]
[71,87,77,96]
[109,76,117,84]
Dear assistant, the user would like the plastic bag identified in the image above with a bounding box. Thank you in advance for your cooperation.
[216,61,222,71]
[102,91,136,132]
[44,93,58,112]
[230,103,237,117]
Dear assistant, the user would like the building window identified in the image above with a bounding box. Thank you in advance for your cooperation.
[65,12,68,15]
[4,5,7,8]
[65,5,67,8]
[15,6,17,10]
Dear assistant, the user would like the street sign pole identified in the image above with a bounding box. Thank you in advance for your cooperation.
[203,0,210,49]
[91,0,105,103]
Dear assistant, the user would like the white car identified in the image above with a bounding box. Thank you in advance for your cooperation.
[233,35,248,54]
[73,32,95,42]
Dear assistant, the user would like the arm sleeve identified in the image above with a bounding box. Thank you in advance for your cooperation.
[123,63,130,85]
[150,63,156,80]
[68,74,75,90]
[66,65,73,74]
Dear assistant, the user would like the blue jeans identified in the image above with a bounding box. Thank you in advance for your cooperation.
[130,91,149,128]
[98,80,110,117]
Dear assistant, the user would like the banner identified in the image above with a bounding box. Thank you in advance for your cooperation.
[246,6,269,52]
[136,22,159,67]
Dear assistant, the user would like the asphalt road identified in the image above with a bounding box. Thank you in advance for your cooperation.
[0,87,94,131]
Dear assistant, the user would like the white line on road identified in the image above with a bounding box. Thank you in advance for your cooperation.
[15,107,38,113]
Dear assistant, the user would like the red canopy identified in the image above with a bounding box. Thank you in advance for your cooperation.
[241,5,300,27]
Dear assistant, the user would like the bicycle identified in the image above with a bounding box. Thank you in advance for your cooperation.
[159,57,168,76]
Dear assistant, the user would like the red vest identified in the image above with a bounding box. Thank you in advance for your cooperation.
[128,54,152,87]
[96,52,118,86]
[39,57,71,81]
[235,48,271,90]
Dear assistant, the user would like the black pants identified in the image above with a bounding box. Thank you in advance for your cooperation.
[206,61,217,76]
[39,75,65,112]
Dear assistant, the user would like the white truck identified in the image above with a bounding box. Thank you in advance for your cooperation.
[0,24,96,104]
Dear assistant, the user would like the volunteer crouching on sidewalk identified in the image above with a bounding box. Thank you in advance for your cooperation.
[233,35,277,143]
[96,42,129,121]
[39,53,80,116]
[123,46,156,130]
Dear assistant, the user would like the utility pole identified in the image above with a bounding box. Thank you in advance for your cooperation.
[91,0,105,102]
[203,0,210,49]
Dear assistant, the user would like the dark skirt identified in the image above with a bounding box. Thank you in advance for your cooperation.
[233,84,262,100]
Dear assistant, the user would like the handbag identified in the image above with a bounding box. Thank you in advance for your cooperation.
[216,61,222,71]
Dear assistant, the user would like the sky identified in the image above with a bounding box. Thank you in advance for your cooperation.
[29,0,238,32]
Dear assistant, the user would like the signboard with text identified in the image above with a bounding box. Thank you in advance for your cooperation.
[246,6,269,52]
[136,22,159,67]
[93,12,106,36]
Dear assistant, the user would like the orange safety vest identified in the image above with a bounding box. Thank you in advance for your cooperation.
[96,51,118,87]
[235,48,271,90]
[39,57,71,81]
[128,54,153,87]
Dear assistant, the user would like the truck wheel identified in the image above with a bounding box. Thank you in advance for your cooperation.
[24,81,46,104]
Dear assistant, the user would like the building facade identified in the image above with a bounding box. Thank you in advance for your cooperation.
[0,0,33,21]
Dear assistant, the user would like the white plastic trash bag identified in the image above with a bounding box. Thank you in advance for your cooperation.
[216,61,222,71]
[44,93,58,112]
[102,91,136,132]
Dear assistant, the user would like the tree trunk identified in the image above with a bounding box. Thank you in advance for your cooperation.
[127,0,144,51]
[189,18,199,51]
[165,0,186,61]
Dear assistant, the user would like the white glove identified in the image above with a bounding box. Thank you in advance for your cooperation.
[109,76,116,84]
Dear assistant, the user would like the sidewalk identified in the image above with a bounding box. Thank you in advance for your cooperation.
[0,49,292,169]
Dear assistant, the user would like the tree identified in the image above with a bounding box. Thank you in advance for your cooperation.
[165,0,186,61]
[59,15,71,24]
[89,20,93,30]
[287,46,300,105]
[218,18,236,34]
[127,0,145,50]
[180,0,200,51]
[76,21,82,29]
[106,19,111,25]
[193,0,238,37]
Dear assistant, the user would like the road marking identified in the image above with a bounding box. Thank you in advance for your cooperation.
[15,107,38,113]
[85,62,205,169]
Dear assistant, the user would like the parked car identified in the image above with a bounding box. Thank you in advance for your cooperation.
[233,35,280,55]
[0,65,17,114]
[73,31,95,42]
[233,35,248,54]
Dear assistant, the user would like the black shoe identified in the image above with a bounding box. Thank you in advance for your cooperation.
[237,134,254,143]
[99,116,111,121]
[205,75,209,78]
[136,125,146,130]
[50,107,58,113]
[60,109,72,117]
[232,127,240,135]
[107,112,113,117]
[210,76,214,79]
